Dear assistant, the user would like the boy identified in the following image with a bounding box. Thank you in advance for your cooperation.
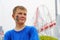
[4,6,39,40]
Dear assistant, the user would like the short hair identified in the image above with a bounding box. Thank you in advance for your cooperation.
[13,6,27,14]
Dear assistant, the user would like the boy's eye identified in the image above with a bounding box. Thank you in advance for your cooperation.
[18,13,26,16]
[24,13,26,16]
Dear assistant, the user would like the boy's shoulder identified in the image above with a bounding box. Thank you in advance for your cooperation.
[26,25,37,31]
[26,25,36,29]
[26,26,38,34]
[4,29,14,35]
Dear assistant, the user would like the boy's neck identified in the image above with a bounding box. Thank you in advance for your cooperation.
[15,23,25,31]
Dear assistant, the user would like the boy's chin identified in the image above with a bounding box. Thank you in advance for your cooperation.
[17,21,25,24]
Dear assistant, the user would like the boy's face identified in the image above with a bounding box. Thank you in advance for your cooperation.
[12,8,27,24]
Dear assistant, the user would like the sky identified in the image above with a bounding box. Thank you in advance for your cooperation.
[0,0,57,33]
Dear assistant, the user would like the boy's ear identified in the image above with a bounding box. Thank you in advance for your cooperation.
[12,14,15,20]
[12,14,14,18]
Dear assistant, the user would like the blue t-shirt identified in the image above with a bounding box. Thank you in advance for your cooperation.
[4,26,39,40]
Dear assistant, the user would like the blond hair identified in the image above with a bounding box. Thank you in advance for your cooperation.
[13,6,27,14]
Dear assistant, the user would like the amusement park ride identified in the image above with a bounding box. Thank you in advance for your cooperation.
[34,6,56,32]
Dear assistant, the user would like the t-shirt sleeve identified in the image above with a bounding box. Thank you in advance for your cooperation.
[4,31,11,40]
[29,27,39,40]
